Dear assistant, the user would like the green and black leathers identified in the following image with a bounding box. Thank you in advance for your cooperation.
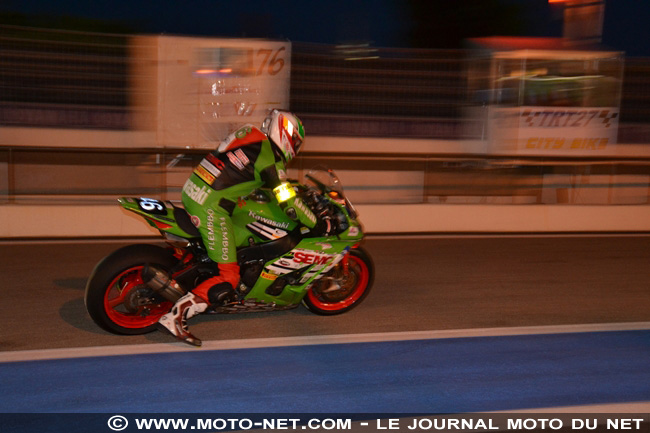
[181,125,317,264]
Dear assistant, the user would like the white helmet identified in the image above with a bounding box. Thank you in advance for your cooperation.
[261,110,305,163]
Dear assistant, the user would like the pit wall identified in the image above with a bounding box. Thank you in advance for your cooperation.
[1,130,649,238]
[1,202,650,239]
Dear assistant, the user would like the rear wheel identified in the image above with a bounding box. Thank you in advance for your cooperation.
[303,247,374,315]
[84,244,179,335]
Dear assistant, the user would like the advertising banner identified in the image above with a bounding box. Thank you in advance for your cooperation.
[488,105,619,156]
[131,36,290,149]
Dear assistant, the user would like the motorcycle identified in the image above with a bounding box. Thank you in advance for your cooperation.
[84,168,374,336]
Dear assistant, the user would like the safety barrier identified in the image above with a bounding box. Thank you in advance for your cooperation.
[2,26,650,132]
[1,26,649,237]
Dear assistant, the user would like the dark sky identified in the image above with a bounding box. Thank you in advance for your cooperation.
[0,0,408,45]
[601,1,650,56]
[1,0,649,56]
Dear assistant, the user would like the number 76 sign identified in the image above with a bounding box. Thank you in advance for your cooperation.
[131,35,291,149]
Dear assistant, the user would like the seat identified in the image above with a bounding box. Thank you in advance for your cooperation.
[172,205,201,238]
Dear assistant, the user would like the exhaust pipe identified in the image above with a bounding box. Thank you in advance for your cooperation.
[142,265,185,302]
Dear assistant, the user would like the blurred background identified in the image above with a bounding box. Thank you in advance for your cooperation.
[1,0,649,237]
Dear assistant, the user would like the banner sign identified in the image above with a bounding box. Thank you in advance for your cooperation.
[487,106,619,156]
[131,36,291,149]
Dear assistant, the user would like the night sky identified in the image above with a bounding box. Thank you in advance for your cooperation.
[1,0,649,56]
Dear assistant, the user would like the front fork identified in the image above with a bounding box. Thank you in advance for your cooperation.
[342,251,351,274]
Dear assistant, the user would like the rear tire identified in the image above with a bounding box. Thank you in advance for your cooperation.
[84,244,178,335]
[303,247,374,315]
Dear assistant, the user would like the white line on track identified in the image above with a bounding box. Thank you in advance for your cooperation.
[2,321,650,363]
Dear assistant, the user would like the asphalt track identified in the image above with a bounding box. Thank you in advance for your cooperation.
[0,235,649,417]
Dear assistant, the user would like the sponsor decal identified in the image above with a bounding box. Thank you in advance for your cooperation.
[200,159,222,178]
[227,152,244,170]
[293,251,335,266]
[190,215,201,228]
[235,126,253,139]
[261,271,278,281]
[206,154,226,170]
[227,150,250,171]
[247,221,288,240]
[316,242,332,250]
[294,199,317,225]
[182,179,211,205]
[206,208,215,251]
[194,164,215,184]
[219,217,230,261]
[234,149,250,165]
[348,227,359,236]
[248,210,290,229]
[297,252,345,284]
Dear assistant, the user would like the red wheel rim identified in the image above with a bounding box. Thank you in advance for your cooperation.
[103,266,172,329]
[306,254,370,312]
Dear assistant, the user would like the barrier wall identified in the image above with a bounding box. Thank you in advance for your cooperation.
[2,28,649,238]
[1,132,649,239]
[1,202,649,239]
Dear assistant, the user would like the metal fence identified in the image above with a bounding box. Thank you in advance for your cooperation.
[0,24,130,129]
[620,57,650,123]
[2,146,649,206]
[1,26,649,207]
[291,43,467,119]
[2,26,650,132]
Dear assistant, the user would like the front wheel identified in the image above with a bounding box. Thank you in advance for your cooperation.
[84,244,179,335]
[303,247,374,315]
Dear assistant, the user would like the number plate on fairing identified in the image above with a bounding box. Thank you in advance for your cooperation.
[135,197,168,216]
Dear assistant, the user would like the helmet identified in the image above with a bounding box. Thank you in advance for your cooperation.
[261,110,305,163]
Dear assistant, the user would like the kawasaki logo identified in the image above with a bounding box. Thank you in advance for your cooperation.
[294,199,317,225]
[248,211,290,229]
[183,179,211,205]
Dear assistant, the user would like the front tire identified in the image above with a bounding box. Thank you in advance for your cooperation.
[303,247,374,315]
[84,244,178,335]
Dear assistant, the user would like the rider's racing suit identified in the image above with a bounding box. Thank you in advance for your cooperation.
[181,124,318,303]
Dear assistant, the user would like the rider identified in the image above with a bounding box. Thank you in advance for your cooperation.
[157,109,318,346]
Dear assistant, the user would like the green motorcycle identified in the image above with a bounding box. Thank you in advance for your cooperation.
[85,168,374,335]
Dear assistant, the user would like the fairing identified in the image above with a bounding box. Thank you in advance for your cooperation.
[117,168,364,308]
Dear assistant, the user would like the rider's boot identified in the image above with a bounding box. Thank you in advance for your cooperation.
[157,292,208,347]
[157,263,239,346]
[193,262,240,306]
